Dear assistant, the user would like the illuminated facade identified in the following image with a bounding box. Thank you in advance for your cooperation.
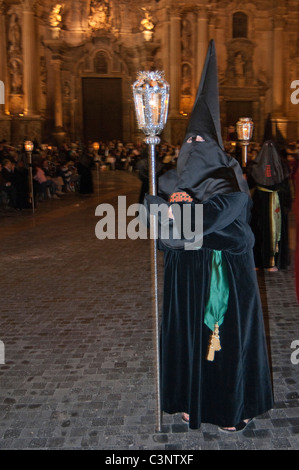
[0,0,298,145]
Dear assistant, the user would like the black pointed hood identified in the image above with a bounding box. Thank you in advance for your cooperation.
[185,39,224,149]
[249,140,289,187]
[159,40,249,202]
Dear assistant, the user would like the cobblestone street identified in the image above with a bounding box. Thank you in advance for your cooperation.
[0,171,298,450]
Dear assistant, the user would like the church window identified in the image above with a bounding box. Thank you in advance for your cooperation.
[232,12,248,38]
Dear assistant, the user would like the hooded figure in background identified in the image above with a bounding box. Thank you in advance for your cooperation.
[145,40,273,431]
[77,150,94,195]
[247,127,292,271]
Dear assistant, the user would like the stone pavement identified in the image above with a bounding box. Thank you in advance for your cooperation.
[0,170,298,451]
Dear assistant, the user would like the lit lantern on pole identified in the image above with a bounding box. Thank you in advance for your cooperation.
[236,117,254,168]
[93,141,100,198]
[92,141,100,156]
[133,70,169,146]
[24,140,35,213]
[133,71,170,433]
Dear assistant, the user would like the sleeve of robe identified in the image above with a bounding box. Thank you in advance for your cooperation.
[144,192,251,252]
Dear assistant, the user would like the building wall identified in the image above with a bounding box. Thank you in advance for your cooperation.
[0,0,298,146]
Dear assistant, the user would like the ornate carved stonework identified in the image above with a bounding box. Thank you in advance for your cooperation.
[88,0,111,31]
[7,8,24,114]
[0,0,298,144]
[224,38,255,87]
[49,3,63,28]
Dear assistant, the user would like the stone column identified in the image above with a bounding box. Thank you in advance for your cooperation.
[51,56,66,144]
[169,10,181,116]
[0,1,7,114]
[44,38,66,143]
[196,9,209,86]
[52,58,63,130]
[0,1,11,141]
[22,0,37,116]
[272,16,284,116]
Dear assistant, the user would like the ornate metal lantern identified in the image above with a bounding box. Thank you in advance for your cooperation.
[133,71,169,138]
[24,140,34,153]
[133,71,170,433]
[236,117,254,168]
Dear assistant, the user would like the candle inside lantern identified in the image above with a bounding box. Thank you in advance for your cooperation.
[236,117,254,168]
[236,117,254,142]
[132,71,169,136]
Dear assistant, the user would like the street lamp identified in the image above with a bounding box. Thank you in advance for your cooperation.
[24,140,35,213]
[93,142,100,198]
[236,117,254,168]
[92,141,100,155]
[133,71,170,433]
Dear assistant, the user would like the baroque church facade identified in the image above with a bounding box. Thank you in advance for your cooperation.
[0,0,298,146]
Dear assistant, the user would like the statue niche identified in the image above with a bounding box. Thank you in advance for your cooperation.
[9,58,23,94]
[8,13,22,55]
[180,63,193,114]
[224,39,255,87]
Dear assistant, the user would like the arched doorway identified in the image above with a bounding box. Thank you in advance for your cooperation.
[70,44,133,144]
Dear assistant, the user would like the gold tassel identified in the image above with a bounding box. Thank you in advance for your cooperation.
[206,322,221,362]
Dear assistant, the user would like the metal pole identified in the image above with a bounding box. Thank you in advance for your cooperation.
[241,143,248,169]
[27,151,35,214]
[146,135,162,433]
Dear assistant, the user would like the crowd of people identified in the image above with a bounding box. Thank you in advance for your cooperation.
[1,134,298,274]
[0,138,181,212]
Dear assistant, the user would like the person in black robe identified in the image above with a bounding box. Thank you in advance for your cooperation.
[145,40,273,431]
[247,140,291,271]
[77,151,94,195]
[14,159,30,209]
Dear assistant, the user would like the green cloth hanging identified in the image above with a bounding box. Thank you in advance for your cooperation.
[204,250,229,361]
[204,250,229,331]
[257,186,281,267]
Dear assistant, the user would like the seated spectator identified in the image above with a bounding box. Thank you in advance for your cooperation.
[33,163,48,201]
[42,160,64,196]
[33,162,62,200]
[57,161,73,191]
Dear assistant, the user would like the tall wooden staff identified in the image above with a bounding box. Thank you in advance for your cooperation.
[133,71,170,432]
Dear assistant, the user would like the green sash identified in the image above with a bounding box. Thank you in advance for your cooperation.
[204,250,229,361]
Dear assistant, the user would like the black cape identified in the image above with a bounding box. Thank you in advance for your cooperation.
[145,40,273,429]
[247,140,291,269]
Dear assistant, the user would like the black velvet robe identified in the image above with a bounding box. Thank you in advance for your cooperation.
[248,179,291,270]
[147,191,274,429]
[144,39,273,429]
